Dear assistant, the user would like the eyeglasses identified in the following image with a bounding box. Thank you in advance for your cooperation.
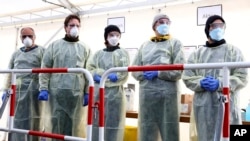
[68,24,80,28]
[108,32,120,37]
[210,23,225,29]
[158,20,171,25]
[22,35,33,38]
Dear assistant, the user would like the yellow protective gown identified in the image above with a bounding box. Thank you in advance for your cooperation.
[183,43,248,141]
[87,47,130,141]
[39,39,91,141]
[4,46,45,141]
[132,38,185,141]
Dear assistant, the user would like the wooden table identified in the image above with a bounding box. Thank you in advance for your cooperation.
[126,111,250,125]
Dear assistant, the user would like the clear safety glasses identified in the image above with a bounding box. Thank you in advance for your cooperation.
[157,19,171,25]
[108,32,121,38]
[210,23,225,29]
[68,24,80,28]
[22,35,33,38]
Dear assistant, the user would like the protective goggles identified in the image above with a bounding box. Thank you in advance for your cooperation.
[210,23,225,29]
[22,35,33,38]
[68,24,80,28]
[157,19,171,25]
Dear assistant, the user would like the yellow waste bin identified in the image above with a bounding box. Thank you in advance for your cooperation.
[124,126,137,141]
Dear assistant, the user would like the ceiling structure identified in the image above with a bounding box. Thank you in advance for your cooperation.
[0,0,203,28]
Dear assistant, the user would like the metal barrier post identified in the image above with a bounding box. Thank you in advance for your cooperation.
[222,67,230,141]
[8,73,16,140]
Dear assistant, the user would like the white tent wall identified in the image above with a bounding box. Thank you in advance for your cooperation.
[0,28,16,82]
[0,0,250,140]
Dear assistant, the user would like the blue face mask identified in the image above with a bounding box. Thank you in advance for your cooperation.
[156,24,169,35]
[209,28,225,41]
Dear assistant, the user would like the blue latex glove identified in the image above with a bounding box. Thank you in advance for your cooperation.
[93,74,101,83]
[200,76,219,92]
[2,92,6,101]
[143,71,158,80]
[108,73,118,82]
[83,93,89,106]
[38,90,49,101]
[207,78,219,92]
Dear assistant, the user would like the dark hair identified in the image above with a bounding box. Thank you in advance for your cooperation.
[64,14,81,27]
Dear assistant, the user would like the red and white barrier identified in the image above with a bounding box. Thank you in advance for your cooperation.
[0,68,94,141]
[98,62,250,141]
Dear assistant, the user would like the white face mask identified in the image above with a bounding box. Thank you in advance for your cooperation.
[107,36,119,46]
[70,26,79,38]
[23,37,33,47]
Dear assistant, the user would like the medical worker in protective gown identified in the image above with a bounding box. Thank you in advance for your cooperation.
[182,15,248,141]
[131,14,185,141]
[2,27,45,141]
[38,14,91,140]
[87,25,130,141]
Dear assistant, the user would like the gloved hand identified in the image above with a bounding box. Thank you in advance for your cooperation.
[200,76,219,92]
[2,92,7,101]
[143,71,158,80]
[93,74,101,83]
[38,90,49,101]
[83,93,89,106]
[108,73,118,82]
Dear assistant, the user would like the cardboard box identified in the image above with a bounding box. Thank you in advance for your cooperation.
[181,94,194,115]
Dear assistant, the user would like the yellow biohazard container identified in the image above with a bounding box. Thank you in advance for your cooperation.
[124,125,137,141]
